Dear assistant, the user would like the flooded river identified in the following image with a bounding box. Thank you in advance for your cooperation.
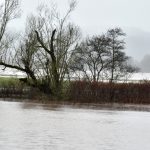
[0,101,150,150]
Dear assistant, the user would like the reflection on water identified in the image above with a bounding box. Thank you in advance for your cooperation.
[0,101,150,150]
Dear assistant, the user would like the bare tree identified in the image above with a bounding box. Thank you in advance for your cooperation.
[104,28,137,82]
[70,35,110,82]
[106,28,125,82]
[33,1,80,96]
[0,0,20,65]
[0,0,20,42]
[0,0,80,97]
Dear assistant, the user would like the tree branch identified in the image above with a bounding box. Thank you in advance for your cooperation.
[0,61,26,72]
[35,30,52,55]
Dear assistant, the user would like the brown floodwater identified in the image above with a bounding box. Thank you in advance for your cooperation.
[0,101,150,150]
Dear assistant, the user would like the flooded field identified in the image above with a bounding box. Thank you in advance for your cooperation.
[0,101,150,150]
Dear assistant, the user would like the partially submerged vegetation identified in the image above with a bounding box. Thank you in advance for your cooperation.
[0,77,28,98]
[69,81,150,104]
[0,77,150,104]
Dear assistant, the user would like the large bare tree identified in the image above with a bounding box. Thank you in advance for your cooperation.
[0,0,80,97]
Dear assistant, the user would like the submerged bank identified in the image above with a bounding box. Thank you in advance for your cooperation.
[1,98,150,112]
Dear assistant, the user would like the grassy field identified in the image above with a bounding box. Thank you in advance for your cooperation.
[0,77,21,87]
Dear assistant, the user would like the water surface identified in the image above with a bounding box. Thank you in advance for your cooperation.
[0,101,150,150]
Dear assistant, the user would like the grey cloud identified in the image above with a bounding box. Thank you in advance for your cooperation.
[125,28,150,61]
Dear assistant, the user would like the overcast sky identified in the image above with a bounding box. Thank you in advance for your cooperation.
[10,0,150,72]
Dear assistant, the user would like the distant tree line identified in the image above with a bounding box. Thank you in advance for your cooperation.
[0,0,138,98]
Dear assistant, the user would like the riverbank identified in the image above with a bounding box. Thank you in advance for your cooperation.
[1,98,150,112]
[1,79,150,104]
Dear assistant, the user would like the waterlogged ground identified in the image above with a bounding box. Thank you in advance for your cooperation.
[0,101,150,150]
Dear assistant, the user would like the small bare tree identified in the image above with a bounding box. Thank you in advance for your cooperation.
[0,0,19,41]
[0,0,20,63]
[105,28,137,82]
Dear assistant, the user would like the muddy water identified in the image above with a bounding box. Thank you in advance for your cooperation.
[0,101,150,150]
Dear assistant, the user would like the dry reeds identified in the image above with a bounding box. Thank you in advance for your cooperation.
[68,81,150,104]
